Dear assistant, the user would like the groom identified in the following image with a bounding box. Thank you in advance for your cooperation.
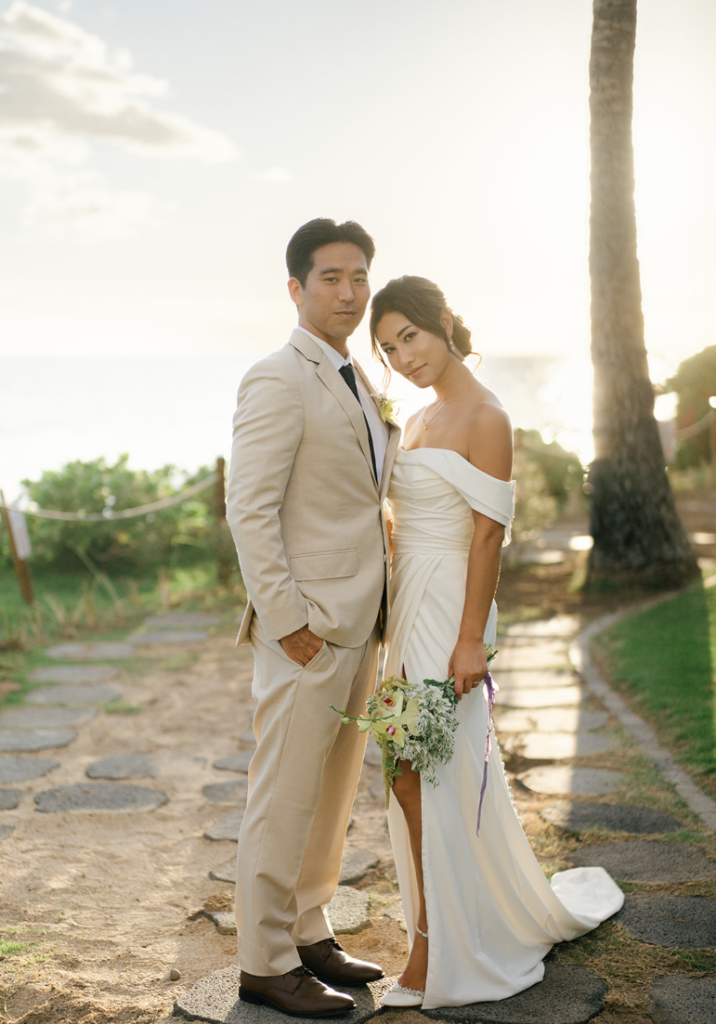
[226,218,400,1017]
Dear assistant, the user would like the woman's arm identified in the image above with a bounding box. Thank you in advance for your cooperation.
[449,402,513,698]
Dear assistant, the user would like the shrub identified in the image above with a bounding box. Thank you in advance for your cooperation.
[2,455,219,571]
[666,345,716,468]
[511,430,584,542]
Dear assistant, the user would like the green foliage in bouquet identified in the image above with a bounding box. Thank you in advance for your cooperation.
[333,646,496,806]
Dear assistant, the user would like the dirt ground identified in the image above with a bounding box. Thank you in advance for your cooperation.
[0,631,410,1024]
[1,488,713,1024]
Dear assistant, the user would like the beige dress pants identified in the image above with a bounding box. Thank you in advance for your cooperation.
[235,616,380,976]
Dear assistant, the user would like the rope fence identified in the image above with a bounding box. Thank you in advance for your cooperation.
[674,408,715,441]
[0,472,218,522]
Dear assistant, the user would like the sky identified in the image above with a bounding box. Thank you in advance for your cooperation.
[0,0,714,374]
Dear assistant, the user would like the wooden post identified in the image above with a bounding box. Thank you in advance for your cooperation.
[0,490,34,605]
[215,457,231,588]
[215,457,227,521]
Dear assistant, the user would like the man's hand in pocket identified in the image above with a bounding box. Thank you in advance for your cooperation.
[280,625,323,666]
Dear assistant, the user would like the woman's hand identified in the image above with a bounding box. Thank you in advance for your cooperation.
[449,637,488,700]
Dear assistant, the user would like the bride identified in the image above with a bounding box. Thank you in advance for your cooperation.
[369,276,623,1009]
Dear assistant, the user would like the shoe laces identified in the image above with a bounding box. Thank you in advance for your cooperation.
[287,966,314,979]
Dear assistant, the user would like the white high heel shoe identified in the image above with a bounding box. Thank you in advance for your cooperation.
[379,981,424,1008]
[379,926,427,1008]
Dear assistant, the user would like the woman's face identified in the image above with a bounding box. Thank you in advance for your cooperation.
[375,310,453,389]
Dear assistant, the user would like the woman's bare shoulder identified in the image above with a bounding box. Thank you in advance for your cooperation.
[466,387,513,480]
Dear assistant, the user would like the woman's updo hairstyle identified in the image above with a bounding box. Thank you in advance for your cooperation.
[369,276,473,368]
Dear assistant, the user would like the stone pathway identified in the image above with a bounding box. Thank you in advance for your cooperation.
[2,605,716,1024]
[0,611,221,839]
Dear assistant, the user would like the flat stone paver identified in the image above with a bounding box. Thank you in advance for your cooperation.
[495,709,609,733]
[499,687,588,709]
[86,755,156,779]
[502,616,580,638]
[423,964,607,1023]
[327,886,370,934]
[369,776,387,802]
[0,707,96,729]
[213,752,253,773]
[0,728,76,752]
[204,910,236,935]
[205,810,244,842]
[497,670,578,690]
[29,665,120,684]
[202,886,369,939]
[541,802,684,835]
[570,841,716,883]
[144,612,222,628]
[649,975,716,1023]
[519,766,623,796]
[85,754,206,779]
[26,684,122,705]
[383,902,407,932]
[209,859,236,884]
[202,780,248,804]
[339,847,379,885]
[502,732,615,760]
[239,729,256,745]
[493,643,571,671]
[0,757,60,782]
[363,739,382,767]
[35,782,167,813]
[616,895,716,947]
[0,825,14,843]
[175,966,390,1023]
[0,789,23,810]
[45,642,134,660]
[132,631,207,645]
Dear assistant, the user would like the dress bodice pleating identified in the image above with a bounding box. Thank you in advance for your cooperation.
[388,447,515,557]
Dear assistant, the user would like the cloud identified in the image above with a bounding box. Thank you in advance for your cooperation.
[0,1,238,235]
[0,2,237,159]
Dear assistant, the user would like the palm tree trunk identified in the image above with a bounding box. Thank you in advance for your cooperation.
[587,0,698,588]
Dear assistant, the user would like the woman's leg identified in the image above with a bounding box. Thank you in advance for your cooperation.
[391,760,428,990]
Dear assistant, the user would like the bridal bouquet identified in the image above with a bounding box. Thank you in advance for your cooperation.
[332,645,497,828]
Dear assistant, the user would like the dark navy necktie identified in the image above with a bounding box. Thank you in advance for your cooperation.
[339,363,378,482]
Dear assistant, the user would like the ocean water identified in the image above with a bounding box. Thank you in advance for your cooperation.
[0,353,594,503]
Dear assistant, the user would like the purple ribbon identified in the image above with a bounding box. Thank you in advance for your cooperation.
[476,669,497,836]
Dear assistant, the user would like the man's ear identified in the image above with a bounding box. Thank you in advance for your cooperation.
[439,308,453,339]
[288,277,303,308]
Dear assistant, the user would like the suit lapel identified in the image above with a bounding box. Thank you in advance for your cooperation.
[353,358,401,500]
[380,421,401,501]
[289,330,379,492]
[352,360,383,420]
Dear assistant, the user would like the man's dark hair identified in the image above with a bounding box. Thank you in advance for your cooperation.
[286,218,376,286]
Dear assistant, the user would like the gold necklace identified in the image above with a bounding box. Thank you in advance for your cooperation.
[421,379,473,431]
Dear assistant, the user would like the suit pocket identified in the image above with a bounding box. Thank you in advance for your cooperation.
[289,548,359,581]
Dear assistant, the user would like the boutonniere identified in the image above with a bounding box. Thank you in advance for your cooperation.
[372,392,401,424]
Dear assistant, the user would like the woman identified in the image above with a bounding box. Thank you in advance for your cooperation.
[370,277,623,1009]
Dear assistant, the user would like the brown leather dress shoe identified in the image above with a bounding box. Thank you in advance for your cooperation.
[297,938,384,986]
[239,966,355,1017]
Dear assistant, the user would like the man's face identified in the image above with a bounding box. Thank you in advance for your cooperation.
[289,242,370,349]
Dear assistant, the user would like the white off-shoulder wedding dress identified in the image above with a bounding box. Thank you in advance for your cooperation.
[384,447,624,1010]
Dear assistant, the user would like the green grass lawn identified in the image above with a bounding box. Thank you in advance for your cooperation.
[1,558,242,651]
[597,582,716,796]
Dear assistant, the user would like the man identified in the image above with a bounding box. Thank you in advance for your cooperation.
[226,218,400,1017]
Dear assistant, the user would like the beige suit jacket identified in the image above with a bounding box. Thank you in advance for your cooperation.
[227,329,400,648]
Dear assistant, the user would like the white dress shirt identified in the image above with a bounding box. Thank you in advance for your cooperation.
[297,327,388,484]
